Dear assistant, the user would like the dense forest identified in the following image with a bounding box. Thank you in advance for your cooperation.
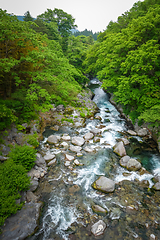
[0,0,160,228]
[84,0,160,127]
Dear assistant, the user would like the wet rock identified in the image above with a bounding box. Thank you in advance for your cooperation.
[150,234,156,240]
[26,191,38,202]
[28,169,41,179]
[95,115,102,121]
[69,185,80,193]
[29,179,39,192]
[126,158,142,171]
[74,159,80,165]
[92,176,115,193]
[48,158,56,166]
[50,125,59,131]
[70,144,82,153]
[121,137,130,145]
[56,105,65,112]
[0,202,42,240]
[113,141,126,157]
[60,142,69,149]
[65,154,75,161]
[96,124,106,129]
[83,132,94,141]
[137,128,148,137]
[127,130,137,136]
[47,135,60,144]
[120,155,130,168]
[36,153,46,168]
[77,152,83,157]
[0,156,8,161]
[65,161,70,167]
[62,134,71,141]
[72,136,85,146]
[84,146,95,153]
[93,137,100,143]
[91,220,106,237]
[90,129,102,136]
[92,205,107,215]
[44,154,56,161]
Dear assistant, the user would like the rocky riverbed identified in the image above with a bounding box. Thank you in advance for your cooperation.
[0,81,160,240]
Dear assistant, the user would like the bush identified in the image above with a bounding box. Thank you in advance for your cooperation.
[0,160,30,226]
[9,145,36,171]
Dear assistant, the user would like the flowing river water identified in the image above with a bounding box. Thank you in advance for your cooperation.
[28,79,160,240]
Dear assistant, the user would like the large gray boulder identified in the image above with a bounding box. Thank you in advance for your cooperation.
[69,144,82,153]
[126,158,142,171]
[120,155,130,168]
[90,129,102,136]
[47,135,60,144]
[84,132,94,141]
[91,220,106,237]
[92,176,115,193]
[113,141,126,157]
[137,128,148,137]
[72,136,85,146]
[0,202,42,240]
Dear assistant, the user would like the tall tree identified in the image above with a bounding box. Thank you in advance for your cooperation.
[23,11,33,22]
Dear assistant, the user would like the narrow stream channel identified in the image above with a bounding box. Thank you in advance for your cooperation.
[28,79,160,240]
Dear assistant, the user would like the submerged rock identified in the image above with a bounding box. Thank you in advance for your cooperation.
[92,176,115,193]
[113,141,126,157]
[92,205,107,215]
[91,220,106,237]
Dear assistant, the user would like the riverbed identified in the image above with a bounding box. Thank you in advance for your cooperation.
[28,79,160,240]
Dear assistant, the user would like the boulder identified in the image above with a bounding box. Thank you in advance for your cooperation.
[92,205,107,215]
[47,135,60,144]
[121,138,130,145]
[35,153,46,168]
[26,191,38,203]
[84,146,95,153]
[91,220,106,237]
[69,144,82,153]
[28,169,41,179]
[0,202,42,240]
[90,129,102,136]
[152,182,160,190]
[126,158,142,171]
[60,142,68,149]
[47,158,56,166]
[74,159,80,165]
[72,136,85,146]
[120,155,130,168]
[92,176,115,193]
[127,130,137,136]
[44,154,55,161]
[56,105,65,112]
[113,141,126,157]
[62,134,71,141]
[64,161,70,167]
[65,154,75,161]
[137,128,148,137]
[84,132,94,141]
[29,179,39,192]
[93,137,100,143]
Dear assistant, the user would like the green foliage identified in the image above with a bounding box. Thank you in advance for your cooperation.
[73,29,100,41]
[80,112,85,118]
[25,133,39,148]
[0,160,30,226]
[23,11,34,22]
[61,118,74,123]
[84,0,160,125]
[9,145,36,171]
[0,104,17,130]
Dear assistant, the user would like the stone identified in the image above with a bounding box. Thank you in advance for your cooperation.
[65,154,75,161]
[48,158,56,166]
[28,169,41,179]
[51,125,59,131]
[137,128,148,137]
[152,182,160,190]
[91,220,106,237]
[90,129,102,136]
[47,135,60,144]
[92,205,107,215]
[36,153,46,168]
[93,137,100,143]
[60,142,69,149]
[126,158,142,171]
[44,154,56,161]
[113,141,126,157]
[120,155,130,168]
[92,176,115,193]
[121,138,130,145]
[95,115,102,120]
[26,191,38,202]
[83,132,94,141]
[0,202,42,240]
[77,152,83,157]
[72,136,85,146]
[29,179,39,192]
[84,146,95,153]
[65,161,70,167]
[74,159,80,165]
[56,104,65,112]
[69,144,82,153]
[150,234,156,240]
[62,134,71,141]
[127,130,137,136]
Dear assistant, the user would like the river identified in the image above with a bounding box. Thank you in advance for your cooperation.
[28,79,160,240]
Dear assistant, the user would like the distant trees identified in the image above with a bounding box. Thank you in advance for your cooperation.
[23,11,34,22]
[74,29,100,41]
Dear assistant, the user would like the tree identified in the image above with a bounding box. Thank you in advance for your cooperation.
[23,11,33,22]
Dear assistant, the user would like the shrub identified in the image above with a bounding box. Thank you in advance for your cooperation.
[0,160,30,226]
[9,145,36,171]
